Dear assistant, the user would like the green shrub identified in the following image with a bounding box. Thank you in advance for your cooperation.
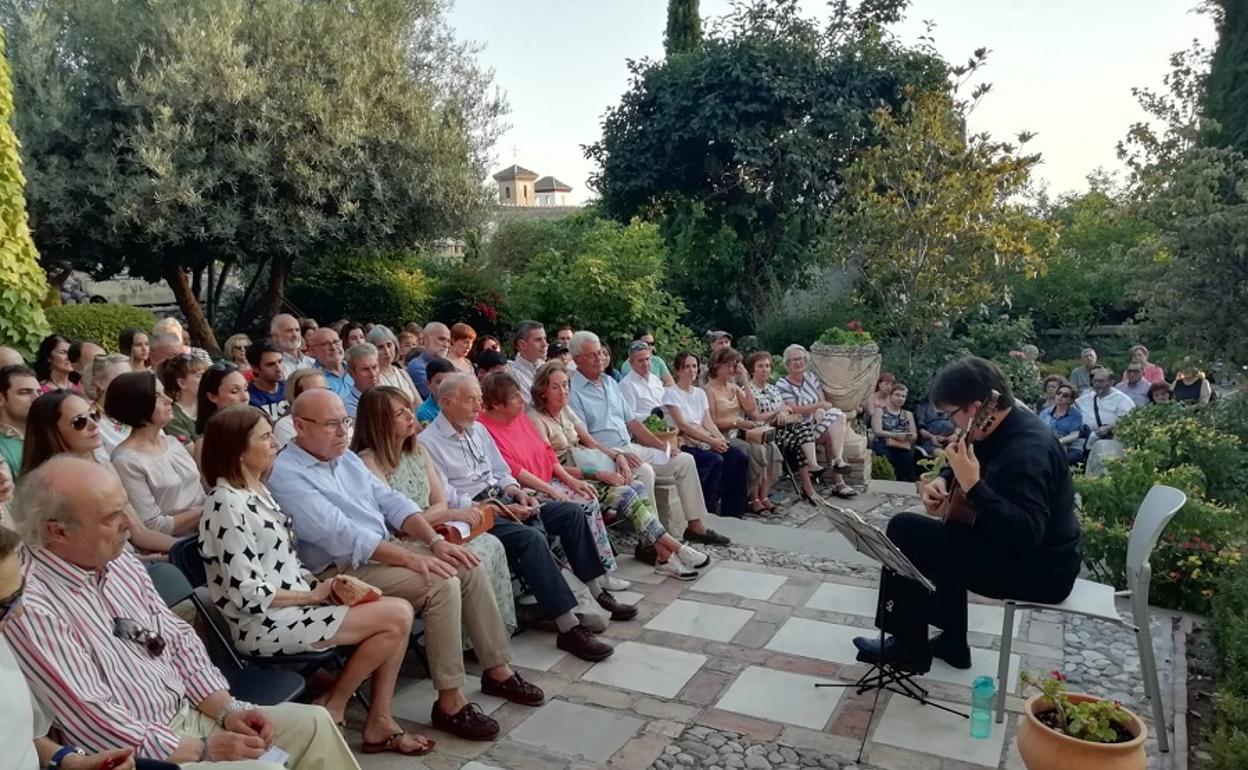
[287,251,432,331]
[871,454,896,481]
[44,304,158,350]
[422,261,511,339]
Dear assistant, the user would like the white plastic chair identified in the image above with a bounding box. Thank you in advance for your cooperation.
[993,484,1186,753]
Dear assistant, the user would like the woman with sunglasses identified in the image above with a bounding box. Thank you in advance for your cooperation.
[107,372,203,536]
[20,392,177,555]
[1038,381,1085,465]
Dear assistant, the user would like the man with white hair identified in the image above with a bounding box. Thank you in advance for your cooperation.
[270,313,314,378]
[343,343,381,417]
[0,346,23,368]
[568,331,730,546]
[509,320,547,403]
[407,322,451,400]
[153,317,210,365]
[7,456,361,768]
[148,332,184,371]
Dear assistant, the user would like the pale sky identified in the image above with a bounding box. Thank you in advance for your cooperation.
[448,1,1217,203]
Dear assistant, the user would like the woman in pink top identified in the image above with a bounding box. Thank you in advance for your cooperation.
[477,370,621,579]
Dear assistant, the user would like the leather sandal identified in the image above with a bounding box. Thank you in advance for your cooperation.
[361,731,435,755]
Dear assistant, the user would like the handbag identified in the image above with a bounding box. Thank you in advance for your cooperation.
[744,426,775,445]
[571,445,614,475]
[886,436,913,450]
[435,500,498,544]
[329,574,382,606]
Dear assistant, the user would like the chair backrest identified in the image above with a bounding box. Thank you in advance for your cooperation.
[146,561,195,607]
[169,535,208,588]
[1125,484,1186,591]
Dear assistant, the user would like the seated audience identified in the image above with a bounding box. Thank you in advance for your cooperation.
[273,369,329,448]
[222,334,253,380]
[476,349,508,378]
[473,335,502,362]
[155,353,207,445]
[1173,366,1213,404]
[1075,366,1136,451]
[339,322,367,350]
[1070,347,1097,394]
[664,352,750,517]
[307,327,354,399]
[34,335,79,394]
[618,340,667,418]
[82,354,133,454]
[397,328,420,362]
[870,382,919,482]
[600,343,621,381]
[418,374,631,661]
[246,339,288,420]
[619,330,675,385]
[271,313,316,378]
[530,361,706,579]
[106,372,203,536]
[199,406,432,755]
[7,457,360,768]
[448,323,477,376]
[1127,344,1166,384]
[192,362,249,458]
[118,327,151,372]
[743,351,822,501]
[1039,383,1086,465]
[0,346,23,368]
[1148,381,1174,404]
[0,456,9,527]
[269,390,543,738]
[345,343,382,417]
[1037,375,1064,412]
[569,331,729,545]
[555,325,575,350]
[1117,363,1151,407]
[0,365,38,477]
[866,373,896,419]
[352,387,517,636]
[19,391,177,555]
[407,322,451,399]
[68,340,104,380]
[416,357,457,424]
[549,343,572,367]
[509,320,548,402]
[147,332,184,371]
[477,372,623,582]
[915,397,956,456]
[776,345,855,491]
[367,324,421,406]
[705,347,779,513]
[301,317,320,346]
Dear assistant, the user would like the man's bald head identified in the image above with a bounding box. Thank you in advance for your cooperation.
[307,327,345,370]
[0,347,23,368]
[13,456,129,567]
[292,388,350,460]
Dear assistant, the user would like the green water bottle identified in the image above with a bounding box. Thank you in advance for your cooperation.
[970,675,995,739]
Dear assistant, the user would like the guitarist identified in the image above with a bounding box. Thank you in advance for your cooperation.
[855,357,1081,670]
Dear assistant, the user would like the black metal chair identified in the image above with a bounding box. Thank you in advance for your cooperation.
[145,561,305,706]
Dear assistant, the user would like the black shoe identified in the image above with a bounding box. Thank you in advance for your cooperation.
[930,632,972,670]
[683,527,731,546]
[595,591,639,621]
[852,635,932,674]
[557,625,614,661]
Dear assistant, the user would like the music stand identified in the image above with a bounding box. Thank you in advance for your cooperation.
[812,499,967,762]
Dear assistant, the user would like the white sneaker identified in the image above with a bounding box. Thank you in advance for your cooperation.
[676,545,711,570]
[603,575,632,592]
[655,558,698,581]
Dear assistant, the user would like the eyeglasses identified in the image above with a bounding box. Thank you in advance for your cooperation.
[298,415,354,433]
[0,577,25,623]
[1057,391,1074,399]
[70,409,102,431]
[209,361,238,373]
[112,616,165,657]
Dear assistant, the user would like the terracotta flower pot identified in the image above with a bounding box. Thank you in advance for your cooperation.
[1017,693,1147,770]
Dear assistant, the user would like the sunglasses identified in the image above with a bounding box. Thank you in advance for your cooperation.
[0,578,25,623]
[113,616,166,657]
[71,409,102,431]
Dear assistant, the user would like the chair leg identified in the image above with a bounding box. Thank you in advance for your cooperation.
[1134,607,1170,752]
[995,602,1015,724]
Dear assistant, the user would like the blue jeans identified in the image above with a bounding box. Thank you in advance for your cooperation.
[490,501,607,618]
[682,445,750,517]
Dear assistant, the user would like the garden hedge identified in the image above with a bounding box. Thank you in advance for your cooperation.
[44,304,158,351]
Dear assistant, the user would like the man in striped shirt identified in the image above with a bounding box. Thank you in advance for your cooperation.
[6,456,359,769]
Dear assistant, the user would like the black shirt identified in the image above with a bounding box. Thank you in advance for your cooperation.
[943,407,1082,577]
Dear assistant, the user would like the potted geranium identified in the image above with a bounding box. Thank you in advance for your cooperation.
[1016,671,1146,770]
[643,413,680,455]
[809,321,882,413]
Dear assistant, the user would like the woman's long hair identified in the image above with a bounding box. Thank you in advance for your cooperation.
[20,391,79,475]
[350,386,413,477]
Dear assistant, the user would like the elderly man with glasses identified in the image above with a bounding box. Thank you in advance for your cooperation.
[305,328,354,400]
[1116,363,1151,407]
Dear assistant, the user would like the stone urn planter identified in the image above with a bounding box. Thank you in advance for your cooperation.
[809,341,881,414]
[1017,693,1147,770]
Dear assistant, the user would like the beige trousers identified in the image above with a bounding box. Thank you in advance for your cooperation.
[625,446,706,534]
[174,701,358,770]
[328,540,512,691]
[730,437,780,489]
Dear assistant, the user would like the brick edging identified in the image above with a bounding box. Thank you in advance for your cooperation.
[1170,614,1191,770]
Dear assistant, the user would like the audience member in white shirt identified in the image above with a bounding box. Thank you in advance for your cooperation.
[1076,366,1136,451]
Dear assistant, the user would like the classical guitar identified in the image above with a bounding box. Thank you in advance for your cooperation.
[937,389,1001,526]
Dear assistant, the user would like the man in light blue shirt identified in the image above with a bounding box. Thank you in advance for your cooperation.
[268,389,546,738]
[343,342,382,417]
[306,328,354,400]
[407,322,451,399]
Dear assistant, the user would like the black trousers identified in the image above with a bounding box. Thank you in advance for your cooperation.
[491,501,606,618]
[886,512,1078,647]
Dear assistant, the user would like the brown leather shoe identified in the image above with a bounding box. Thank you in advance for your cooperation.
[595,590,638,621]
[481,671,546,707]
[430,701,499,741]
[557,624,614,661]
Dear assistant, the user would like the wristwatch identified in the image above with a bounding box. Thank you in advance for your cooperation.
[217,698,257,727]
[47,746,85,769]
[427,533,447,548]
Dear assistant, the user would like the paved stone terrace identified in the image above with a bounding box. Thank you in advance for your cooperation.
[346,481,1182,770]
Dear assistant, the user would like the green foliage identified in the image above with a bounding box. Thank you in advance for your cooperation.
[664,0,701,55]
[1118,36,1210,191]
[1019,671,1135,744]
[1211,557,1248,769]
[1205,1,1248,157]
[829,88,1057,369]
[1210,392,1248,446]
[643,414,669,434]
[486,217,584,275]
[423,261,511,339]
[0,29,48,357]
[43,304,157,351]
[758,299,872,356]
[508,214,694,358]
[588,1,945,327]
[287,252,433,332]
[871,454,896,481]
[816,322,873,347]
[1212,690,1248,770]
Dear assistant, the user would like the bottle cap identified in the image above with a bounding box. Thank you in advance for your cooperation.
[973,675,996,694]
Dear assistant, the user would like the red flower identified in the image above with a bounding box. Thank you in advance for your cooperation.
[847,320,864,332]
[1050,670,1066,682]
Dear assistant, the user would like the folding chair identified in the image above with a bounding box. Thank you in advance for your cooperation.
[993,484,1186,753]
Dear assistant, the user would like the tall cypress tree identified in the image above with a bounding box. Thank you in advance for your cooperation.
[664,0,702,56]
[1206,0,1248,155]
